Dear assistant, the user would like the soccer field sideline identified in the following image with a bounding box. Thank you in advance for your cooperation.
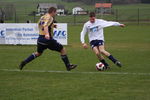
[0,68,150,76]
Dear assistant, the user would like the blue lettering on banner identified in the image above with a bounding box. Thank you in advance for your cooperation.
[31,37,38,40]
[15,33,38,37]
[5,28,34,31]
[16,33,22,37]
[22,28,33,31]
[6,28,21,31]
[53,30,66,39]
[6,37,31,40]
[23,33,38,37]
[0,30,5,38]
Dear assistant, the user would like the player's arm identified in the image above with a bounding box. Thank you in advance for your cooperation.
[53,19,57,28]
[43,17,53,39]
[43,26,50,39]
[52,23,57,28]
[80,24,88,49]
[120,24,125,27]
[100,19,125,28]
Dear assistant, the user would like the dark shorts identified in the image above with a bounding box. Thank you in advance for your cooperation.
[37,35,63,53]
[90,40,104,49]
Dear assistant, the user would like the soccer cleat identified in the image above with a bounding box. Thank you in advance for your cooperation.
[67,64,77,71]
[115,61,122,67]
[19,61,26,70]
[105,66,110,70]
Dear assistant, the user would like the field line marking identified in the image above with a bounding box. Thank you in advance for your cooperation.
[0,69,150,76]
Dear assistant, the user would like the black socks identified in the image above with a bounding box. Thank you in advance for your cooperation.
[24,53,37,64]
[108,55,117,63]
[61,55,70,68]
[100,59,109,67]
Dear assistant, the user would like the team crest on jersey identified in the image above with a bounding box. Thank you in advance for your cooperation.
[90,26,99,32]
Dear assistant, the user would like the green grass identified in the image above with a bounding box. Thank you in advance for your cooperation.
[0,25,150,100]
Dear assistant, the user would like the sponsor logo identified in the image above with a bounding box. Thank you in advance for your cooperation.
[90,26,99,32]
[0,30,5,38]
[53,30,66,39]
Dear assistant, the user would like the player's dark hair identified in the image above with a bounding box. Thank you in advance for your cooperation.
[89,12,96,17]
[48,7,57,13]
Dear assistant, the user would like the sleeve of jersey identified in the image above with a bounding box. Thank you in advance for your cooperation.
[100,19,121,28]
[43,17,53,27]
[80,24,87,44]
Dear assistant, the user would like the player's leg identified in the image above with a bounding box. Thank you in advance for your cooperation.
[48,39,77,71]
[60,47,77,71]
[92,46,109,68]
[19,43,46,70]
[23,52,42,64]
[19,52,42,70]
[98,45,122,67]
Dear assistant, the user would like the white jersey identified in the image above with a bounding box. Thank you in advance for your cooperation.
[80,19,121,43]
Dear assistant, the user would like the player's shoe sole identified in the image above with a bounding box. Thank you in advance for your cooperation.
[115,61,122,67]
[19,61,26,70]
[67,64,77,71]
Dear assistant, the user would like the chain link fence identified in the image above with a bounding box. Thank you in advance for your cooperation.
[0,8,150,24]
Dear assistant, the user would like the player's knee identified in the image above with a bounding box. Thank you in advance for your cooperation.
[60,48,66,55]
[95,51,100,56]
[99,50,106,55]
[34,52,42,57]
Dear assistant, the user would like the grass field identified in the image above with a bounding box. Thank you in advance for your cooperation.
[0,25,150,100]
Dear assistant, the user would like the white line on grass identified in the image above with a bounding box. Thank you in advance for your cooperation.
[0,69,150,76]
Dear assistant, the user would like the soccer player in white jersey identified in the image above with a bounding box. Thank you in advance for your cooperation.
[80,12,125,69]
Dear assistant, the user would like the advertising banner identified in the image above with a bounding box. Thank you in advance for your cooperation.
[0,23,67,45]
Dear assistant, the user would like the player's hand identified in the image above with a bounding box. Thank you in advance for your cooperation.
[82,43,88,49]
[120,24,125,27]
[54,24,57,28]
[45,34,50,40]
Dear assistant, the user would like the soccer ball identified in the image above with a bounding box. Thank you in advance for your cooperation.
[96,62,105,71]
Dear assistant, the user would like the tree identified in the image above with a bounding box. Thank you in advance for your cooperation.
[141,0,150,3]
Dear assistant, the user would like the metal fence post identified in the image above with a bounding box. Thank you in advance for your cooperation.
[116,9,118,21]
[34,14,36,23]
[74,14,76,25]
[14,10,17,23]
[137,8,140,25]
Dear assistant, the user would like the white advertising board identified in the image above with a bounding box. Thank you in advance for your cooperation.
[0,23,67,45]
